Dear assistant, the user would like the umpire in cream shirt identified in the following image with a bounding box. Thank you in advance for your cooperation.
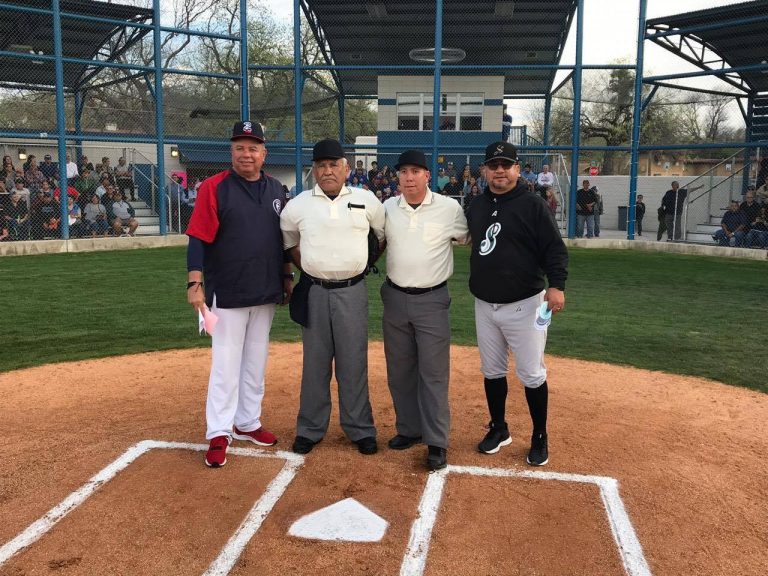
[280,138,385,456]
[381,149,469,471]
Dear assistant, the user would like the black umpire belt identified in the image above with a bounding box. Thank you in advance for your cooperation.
[386,278,447,295]
[307,272,365,289]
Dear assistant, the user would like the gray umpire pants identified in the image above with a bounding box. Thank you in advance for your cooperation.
[380,282,451,449]
[297,280,376,443]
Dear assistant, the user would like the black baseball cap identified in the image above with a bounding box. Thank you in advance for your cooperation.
[395,150,429,171]
[44,154,52,159]
[483,141,518,164]
[312,138,345,161]
[230,121,265,142]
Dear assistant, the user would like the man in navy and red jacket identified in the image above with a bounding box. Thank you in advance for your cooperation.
[186,121,294,468]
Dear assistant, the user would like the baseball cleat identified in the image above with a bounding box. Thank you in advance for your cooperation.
[233,426,277,446]
[205,435,230,468]
[355,436,378,455]
[427,446,447,471]
[388,434,422,450]
[527,432,549,466]
[478,421,512,454]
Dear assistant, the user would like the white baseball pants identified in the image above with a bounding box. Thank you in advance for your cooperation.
[474,291,548,388]
[206,297,276,440]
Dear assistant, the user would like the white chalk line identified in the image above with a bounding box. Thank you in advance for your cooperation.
[0,440,304,574]
[400,464,652,576]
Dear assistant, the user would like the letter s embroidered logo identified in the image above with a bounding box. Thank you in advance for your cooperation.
[479,222,501,256]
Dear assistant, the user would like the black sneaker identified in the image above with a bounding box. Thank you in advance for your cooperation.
[355,436,378,455]
[292,436,317,455]
[388,434,422,450]
[478,421,512,454]
[427,446,447,471]
[527,432,549,466]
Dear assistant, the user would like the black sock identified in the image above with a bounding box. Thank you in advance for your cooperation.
[484,377,508,425]
[525,381,548,435]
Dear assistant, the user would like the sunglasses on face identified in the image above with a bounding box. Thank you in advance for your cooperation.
[485,160,517,170]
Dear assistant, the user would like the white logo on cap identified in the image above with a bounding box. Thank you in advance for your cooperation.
[243,121,253,134]
[494,144,505,156]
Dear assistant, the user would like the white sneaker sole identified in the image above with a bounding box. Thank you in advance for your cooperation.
[232,432,277,446]
[526,455,549,466]
[205,457,227,468]
[479,436,512,454]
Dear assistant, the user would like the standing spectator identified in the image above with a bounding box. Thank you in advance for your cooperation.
[186,121,289,468]
[712,200,747,247]
[593,187,603,237]
[39,154,59,184]
[466,141,568,467]
[66,196,83,238]
[535,164,555,199]
[661,180,702,241]
[66,153,80,179]
[114,157,136,201]
[110,191,139,236]
[166,174,186,232]
[501,104,513,142]
[656,204,667,241]
[182,180,197,231]
[635,194,646,236]
[575,180,597,238]
[280,138,385,456]
[5,190,29,240]
[380,149,469,471]
[24,162,46,194]
[83,193,109,237]
[435,168,449,192]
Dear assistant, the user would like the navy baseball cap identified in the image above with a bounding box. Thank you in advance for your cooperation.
[395,150,429,171]
[483,141,518,164]
[231,121,265,142]
[312,138,345,161]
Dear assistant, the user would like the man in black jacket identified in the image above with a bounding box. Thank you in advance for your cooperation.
[465,141,568,466]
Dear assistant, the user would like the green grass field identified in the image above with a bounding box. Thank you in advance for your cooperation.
[3,246,765,392]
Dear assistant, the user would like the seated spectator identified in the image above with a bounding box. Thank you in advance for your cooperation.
[12,177,30,205]
[757,181,768,205]
[22,154,37,173]
[463,176,477,196]
[93,175,111,200]
[66,196,84,238]
[39,154,59,183]
[84,193,109,237]
[741,189,761,231]
[67,153,81,179]
[536,164,555,198]
[443,175,464,197]
[476,165,488,190]
[0,181,9,207]
[114,156,136,201]
[756,157,768,191]
[463,183,482,213]
[520,163,537,192]
[24,162,46,194]
[53,182,79,202]
[445,161,457,178]
[75,169,99,201]
[460,164,472,187]
[368,175,383,194]
[744,206,768,248]
[77,155,94,174]
[0,216,8,242]
[33,192,61,239]
[367,161,379,183]
[5,190,30,240]
[351,166,368,186]
[712,200,747,247]
[545,188,558,217]
[110,191,139,236]
[349,175,361,188]
[436,168,449,192]
[1,156,16,182]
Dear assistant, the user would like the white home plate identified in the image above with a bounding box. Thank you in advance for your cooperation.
[288,498,388,542]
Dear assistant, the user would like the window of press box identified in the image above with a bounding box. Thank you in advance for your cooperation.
[396,93,483,131]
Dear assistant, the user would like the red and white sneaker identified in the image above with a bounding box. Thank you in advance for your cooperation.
[233,426,278,446]
[205,435,230,468]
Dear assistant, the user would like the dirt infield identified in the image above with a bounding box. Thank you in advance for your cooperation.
[1,343,766,576]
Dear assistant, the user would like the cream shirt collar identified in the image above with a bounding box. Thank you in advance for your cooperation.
[312,183,352,199]
[397,188,435,210]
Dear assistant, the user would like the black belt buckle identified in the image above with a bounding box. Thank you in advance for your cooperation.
[311,273,365,289]
[387,278,446,295]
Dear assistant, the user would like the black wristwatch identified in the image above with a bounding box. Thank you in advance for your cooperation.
[284,272,295,281]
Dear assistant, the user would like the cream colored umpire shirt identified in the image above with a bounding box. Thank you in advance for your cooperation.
[384,189,469,288]
[281,185,385,281]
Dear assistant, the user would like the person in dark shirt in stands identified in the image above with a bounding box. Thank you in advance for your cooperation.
[744,206,768,248]
[661,180,703,241]
[442,175,464,198]
[712,200,746,247]
[39,154,59,184]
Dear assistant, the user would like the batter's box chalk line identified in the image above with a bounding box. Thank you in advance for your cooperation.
[400,465,653,576]
[0,440,304,576]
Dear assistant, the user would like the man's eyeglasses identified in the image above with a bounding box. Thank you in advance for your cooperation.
[485,160,518,170]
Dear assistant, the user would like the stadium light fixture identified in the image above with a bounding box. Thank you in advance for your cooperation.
[18,148,27,161]
[494,1,515,18]
[409,47,467,64]
[170,146,179,158]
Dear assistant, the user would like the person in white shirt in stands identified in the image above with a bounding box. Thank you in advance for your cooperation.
[380,149,469,471]
[65,153,79,180]
[110,191,139,236]
[535,164,555,199]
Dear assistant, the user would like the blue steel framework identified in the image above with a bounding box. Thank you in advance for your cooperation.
[1,1,767,239]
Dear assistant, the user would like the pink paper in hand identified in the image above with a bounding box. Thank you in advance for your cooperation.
[202,307,219,334]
